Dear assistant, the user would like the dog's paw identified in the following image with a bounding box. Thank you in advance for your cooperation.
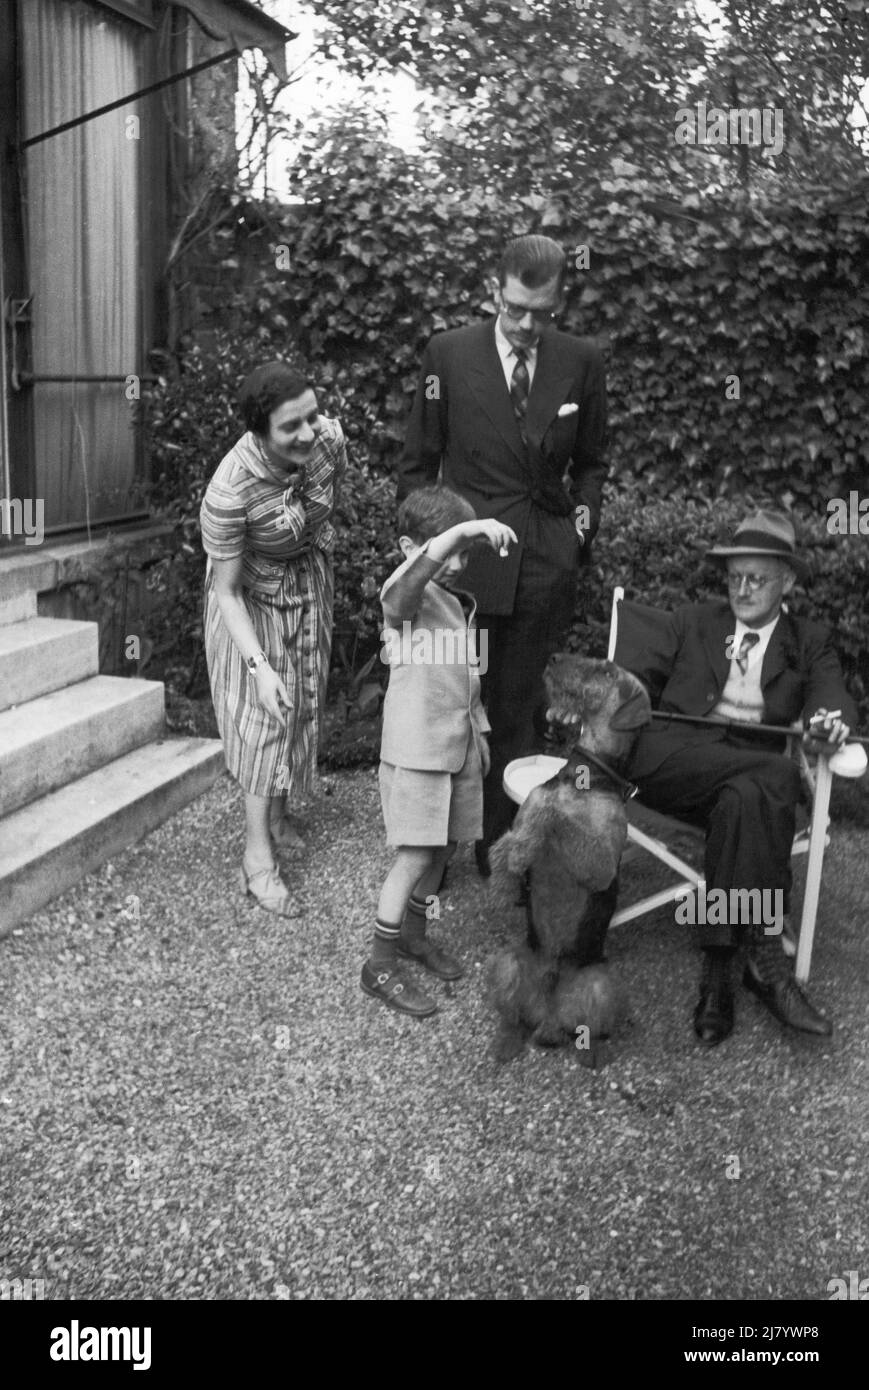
[532,1020,571,1048]
[553,963,626,1038]
[492,1023,528,1063]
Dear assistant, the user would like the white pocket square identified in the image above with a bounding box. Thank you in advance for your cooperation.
[557,403,579,417]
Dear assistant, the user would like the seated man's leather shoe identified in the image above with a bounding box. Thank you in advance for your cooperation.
[474,840,492,879]
[693,981,735,1046]
[744,945,832,1035]
[693,950,735,1046]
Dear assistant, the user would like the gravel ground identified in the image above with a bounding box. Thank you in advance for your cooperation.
[1,768,867,1302]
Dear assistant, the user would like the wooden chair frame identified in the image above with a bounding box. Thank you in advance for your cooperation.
[606,585,867,981]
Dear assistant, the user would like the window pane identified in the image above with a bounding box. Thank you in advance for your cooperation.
[21,0,143,531]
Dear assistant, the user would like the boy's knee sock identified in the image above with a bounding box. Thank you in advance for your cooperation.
[400,896,432,952]
[369,920,401,971]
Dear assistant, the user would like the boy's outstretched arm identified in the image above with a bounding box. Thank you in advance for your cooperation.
[382,521,517,625]
[425,518,518,564]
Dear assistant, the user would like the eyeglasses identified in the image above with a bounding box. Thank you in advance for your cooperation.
[499,298,559,324]
[726,572,775,592]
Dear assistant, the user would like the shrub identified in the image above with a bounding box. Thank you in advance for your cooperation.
[271,125,869,501]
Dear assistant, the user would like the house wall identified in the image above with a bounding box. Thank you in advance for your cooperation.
[0,524,176,676]
[162,10,242,349]
[2,1,286,678]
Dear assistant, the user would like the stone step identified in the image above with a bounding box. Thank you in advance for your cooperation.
[0,737,225,935]
[0,589,37,626]
[0,616,98,711]
[0,675,165,818]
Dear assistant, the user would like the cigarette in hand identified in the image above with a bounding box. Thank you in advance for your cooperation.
[810,709,841,726]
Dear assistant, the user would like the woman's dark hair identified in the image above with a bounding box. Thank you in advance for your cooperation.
[239,362,313,434]
[398,484,476,543]
[499,233,566,291]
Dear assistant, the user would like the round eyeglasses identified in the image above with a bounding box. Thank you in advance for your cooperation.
[499,298,559,324]
[727,572,775,592]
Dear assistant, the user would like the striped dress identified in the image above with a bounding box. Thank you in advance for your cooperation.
[199,418,346,797]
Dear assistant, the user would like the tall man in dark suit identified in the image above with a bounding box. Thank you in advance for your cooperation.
[622,510,856,1047]
[398,235,607,872]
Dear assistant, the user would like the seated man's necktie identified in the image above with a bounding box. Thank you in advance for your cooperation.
[510,348,529,445]
[736,630,760,674]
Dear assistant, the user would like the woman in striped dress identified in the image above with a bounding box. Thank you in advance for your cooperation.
[200,362,346,914]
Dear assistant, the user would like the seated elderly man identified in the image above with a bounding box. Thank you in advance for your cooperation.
[623,510,856,1047]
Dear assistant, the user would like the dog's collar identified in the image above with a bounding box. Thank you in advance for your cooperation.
[563,743,639,802]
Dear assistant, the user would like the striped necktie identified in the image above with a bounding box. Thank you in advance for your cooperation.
[736,630,760,674]
[510,348,529,444]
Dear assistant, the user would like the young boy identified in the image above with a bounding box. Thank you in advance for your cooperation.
[361,486,517,1017]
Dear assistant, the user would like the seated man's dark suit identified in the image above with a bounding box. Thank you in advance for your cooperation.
[624,600,858,946]
[398,318,607,848]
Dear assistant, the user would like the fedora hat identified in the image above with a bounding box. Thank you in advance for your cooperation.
[706,509,809,581]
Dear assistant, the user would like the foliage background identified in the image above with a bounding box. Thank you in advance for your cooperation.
[143,0,869,729]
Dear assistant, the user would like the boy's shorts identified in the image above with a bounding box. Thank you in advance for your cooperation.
[379,736,483,847]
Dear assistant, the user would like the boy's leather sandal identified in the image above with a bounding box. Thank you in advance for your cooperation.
[360,963,437,1017]
[397,939,464,980]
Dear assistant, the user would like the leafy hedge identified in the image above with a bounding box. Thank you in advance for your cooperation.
[144,330,869,731]
[269,111,869,501]
[142,122,869,724]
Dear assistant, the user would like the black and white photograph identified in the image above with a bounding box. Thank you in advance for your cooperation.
[1,0,868,1340]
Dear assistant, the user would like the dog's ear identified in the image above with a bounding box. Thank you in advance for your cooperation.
[609,682,651,731]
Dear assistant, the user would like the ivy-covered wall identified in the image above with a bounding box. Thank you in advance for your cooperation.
[270,167,869,503]
[148,168,869,723]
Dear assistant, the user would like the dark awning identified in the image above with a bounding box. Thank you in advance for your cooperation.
[173,0,294,81]
[22,0,296,149]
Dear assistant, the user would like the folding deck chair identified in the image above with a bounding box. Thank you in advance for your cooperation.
[606,585,867,981]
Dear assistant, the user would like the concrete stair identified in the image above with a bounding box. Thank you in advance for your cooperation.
[0,675,166,817]
[0,599,223,934]
[0,739,224,931]
[0,616,99,711]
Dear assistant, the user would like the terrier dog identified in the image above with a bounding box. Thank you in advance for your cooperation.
[487,655,651,1063]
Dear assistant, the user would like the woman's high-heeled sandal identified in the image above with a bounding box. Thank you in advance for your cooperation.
[268,814,306,850]
[238,860,300,916]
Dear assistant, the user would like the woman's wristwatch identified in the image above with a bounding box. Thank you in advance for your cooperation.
[246,650,270,674]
